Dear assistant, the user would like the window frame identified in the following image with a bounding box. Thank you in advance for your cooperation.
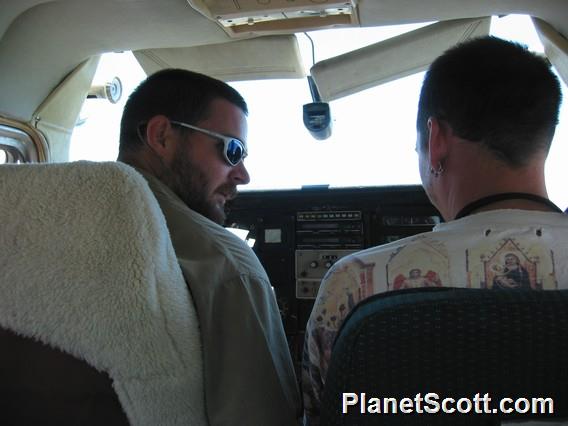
[0,118,50,163]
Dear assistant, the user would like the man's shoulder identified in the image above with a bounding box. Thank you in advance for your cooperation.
[438,209,568,231]
[328,231,438,277]
[166,203,263,275]
[131,166,265,276]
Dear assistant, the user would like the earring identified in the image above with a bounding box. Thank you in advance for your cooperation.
[429,163,444,177]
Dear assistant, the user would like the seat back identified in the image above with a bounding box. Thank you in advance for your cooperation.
[0,161,206,425]
[0,326,129,425]
[321,287,568,425]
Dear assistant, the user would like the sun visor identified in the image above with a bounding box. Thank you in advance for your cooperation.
[310,17,490,102]
[532,18,568,87]
[134,35,305,82]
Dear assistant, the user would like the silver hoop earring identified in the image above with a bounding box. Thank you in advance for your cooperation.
[430,163,444,178]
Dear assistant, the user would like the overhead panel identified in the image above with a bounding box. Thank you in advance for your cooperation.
[310,17,491,102]
[186,0,358,37]
[134,35,305,81]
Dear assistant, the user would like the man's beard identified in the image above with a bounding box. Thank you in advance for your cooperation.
[159,144,236,225]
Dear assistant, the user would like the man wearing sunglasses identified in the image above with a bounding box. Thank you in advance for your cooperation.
[118,69,301,425]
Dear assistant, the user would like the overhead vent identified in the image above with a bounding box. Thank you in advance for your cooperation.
[187,0,358,37]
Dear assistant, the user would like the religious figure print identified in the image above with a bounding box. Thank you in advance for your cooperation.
[467,238,557,290]
[393,267,443,290]
[386,236,449,291]
[491,252,531,290]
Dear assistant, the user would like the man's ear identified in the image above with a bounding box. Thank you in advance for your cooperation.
[427,117,450,169]
[145,115,174,158]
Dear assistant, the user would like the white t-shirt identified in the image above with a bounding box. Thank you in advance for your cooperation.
[302,209,568,424]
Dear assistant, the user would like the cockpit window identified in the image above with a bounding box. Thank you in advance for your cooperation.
[69,15,568,208]
[0,123,48,163]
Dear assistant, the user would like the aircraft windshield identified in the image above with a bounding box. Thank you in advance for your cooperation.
[70,15,568,208]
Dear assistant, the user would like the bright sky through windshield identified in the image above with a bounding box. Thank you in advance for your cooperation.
[70,15,568,208]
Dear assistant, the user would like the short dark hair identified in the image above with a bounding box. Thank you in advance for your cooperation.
[417,36,562,167]
[119,68,247,153]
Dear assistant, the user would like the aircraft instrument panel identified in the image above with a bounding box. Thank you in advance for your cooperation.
[226,185,440,369]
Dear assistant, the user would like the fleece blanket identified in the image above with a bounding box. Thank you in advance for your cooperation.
[0,161,206,425]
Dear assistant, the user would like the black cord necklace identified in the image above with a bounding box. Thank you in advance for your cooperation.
[454,192,562,220]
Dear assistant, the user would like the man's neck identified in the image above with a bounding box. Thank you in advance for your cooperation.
[441,152,549,220]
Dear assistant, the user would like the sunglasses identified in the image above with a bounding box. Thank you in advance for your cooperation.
[169,120,247,166]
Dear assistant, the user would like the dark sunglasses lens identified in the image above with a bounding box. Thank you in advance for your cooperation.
[226,139,244,165]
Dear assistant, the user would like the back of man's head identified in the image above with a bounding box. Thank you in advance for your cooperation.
[417,36,562,167]
[118,68,247,156]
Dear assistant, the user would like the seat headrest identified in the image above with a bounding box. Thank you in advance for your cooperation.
[0,161,206,425]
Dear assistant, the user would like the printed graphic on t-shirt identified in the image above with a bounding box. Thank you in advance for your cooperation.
[312,257,375,331]
[467,238,557,290]
[386,236,449,291]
